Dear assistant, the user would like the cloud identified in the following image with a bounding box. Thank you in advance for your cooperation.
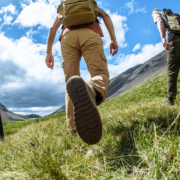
[132,43,140,52]
[0,4,16,14]
[0,61,26,86]
[0,4,17,24]
[15,0,59,28]
[108,42,164,78]
[0,32,66,115]
[125,0,146,15]
[0,32,90,115]
[100,10,128,48]
[9,106,61,116]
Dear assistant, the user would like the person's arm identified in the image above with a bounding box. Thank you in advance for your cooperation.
[45,17,61,69]
[98,8,118,56]
[156,16,171,50]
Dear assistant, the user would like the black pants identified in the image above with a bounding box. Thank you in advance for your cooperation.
[0,115,4,139]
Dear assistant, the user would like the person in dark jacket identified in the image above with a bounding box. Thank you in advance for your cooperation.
[0,109,4,139]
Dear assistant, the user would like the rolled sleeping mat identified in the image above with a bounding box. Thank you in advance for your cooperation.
[0,110,4,139]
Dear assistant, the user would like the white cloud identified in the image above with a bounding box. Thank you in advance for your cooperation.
[100,10,128,48]
[125,0,146,14]
[136,7,146,13]
[97,1,102,6]
[0,4,16,14]
[0,33,64,86]
[26,28,39,38]
[15,0,59,28]
[9,106,61,116]
[0,4,17,25]
[0,32,67,115]
[108,42,164,78]
[132,43,140,52]
[3,15,13,24]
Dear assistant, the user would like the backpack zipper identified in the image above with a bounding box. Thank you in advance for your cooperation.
[65,0,88,5]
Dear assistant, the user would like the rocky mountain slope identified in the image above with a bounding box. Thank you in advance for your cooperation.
[0,103,29,121]
[106,50,168,99]
[47,105,66,116]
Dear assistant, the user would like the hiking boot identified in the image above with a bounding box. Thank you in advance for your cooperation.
[161,97,174,106]
[67,76,102,145]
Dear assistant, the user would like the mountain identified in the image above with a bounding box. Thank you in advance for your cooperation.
[106,50,168,99]
[0,103,29,121]
[26,114,41,119]
[47,105,66,116]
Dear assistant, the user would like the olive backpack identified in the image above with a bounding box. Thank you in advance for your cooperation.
[57,0,99,27]
[163,9,180,34]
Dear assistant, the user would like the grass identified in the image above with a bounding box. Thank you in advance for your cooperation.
[3,113,66,135]
[0,73,180,179]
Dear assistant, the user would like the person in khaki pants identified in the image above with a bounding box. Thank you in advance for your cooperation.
[45,7,118,144]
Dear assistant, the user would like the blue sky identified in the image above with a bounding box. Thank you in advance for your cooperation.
[0,0,179,116]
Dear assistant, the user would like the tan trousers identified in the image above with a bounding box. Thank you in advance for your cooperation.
[61,29,110,130]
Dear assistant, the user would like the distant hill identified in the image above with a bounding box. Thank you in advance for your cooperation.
[0,103,29,121]
[26,114,41,119]
[47,105,66,116]
[106,50,168,99]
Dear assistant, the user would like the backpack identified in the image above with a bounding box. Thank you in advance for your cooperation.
[163,9,180,34]
[57,0,99,27]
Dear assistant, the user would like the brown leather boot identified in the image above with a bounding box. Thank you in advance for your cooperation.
[67,76,102,145]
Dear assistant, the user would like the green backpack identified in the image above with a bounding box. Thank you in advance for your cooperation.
[57,0,99,27]
[163,9,180,34]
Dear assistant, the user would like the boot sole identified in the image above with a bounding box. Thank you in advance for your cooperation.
[67,76,102,145]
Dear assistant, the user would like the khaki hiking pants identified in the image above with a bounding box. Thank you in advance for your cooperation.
[61,29,110,131]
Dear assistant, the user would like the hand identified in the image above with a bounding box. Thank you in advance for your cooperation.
[110,39,118,56]
[45,53,54,69]
[162,38,171,50]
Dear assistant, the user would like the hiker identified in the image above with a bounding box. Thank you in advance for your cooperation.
[45,0,118,144]
[0,109,4,139]
[152,8,180,105]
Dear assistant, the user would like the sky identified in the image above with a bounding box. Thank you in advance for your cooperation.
[0,0,179,116]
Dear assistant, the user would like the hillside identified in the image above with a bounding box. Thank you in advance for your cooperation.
[106,50,168,99]
[0,72,180,179]
[47,105,66,116]
[26,114,41,119]
[0,103,29,121]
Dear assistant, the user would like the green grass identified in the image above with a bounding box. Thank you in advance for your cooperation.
[3,113,66,135]
[0,73,180,179]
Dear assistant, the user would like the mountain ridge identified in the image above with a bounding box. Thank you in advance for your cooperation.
[0,103,29,121]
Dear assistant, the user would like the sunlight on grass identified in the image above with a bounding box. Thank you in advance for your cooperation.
[0,73,180,179]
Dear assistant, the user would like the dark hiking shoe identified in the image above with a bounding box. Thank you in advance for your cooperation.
[67,76,102,145]
[161,97,174,106]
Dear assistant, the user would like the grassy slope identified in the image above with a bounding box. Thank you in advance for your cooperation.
[0,73,180,180]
